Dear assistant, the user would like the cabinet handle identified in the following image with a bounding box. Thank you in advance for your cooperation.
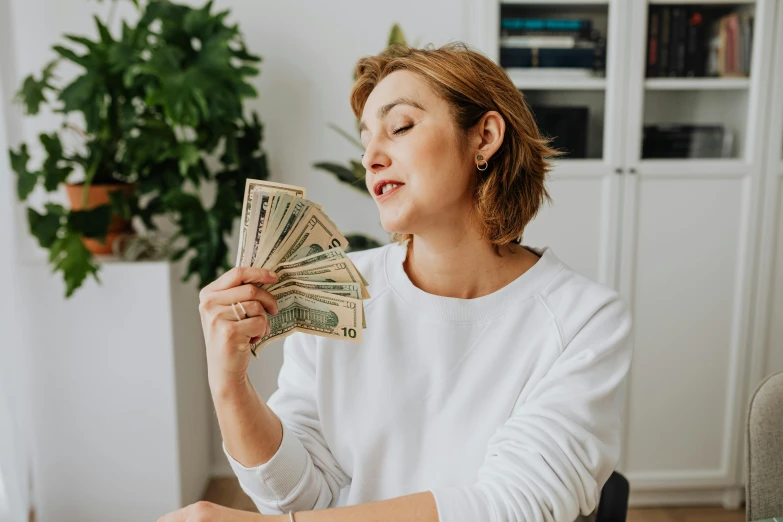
[615,168,623,174]
[629,168,637,174]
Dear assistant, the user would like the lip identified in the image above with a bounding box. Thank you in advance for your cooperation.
[372,179,405,201]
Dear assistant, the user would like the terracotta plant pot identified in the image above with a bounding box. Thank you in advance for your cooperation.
[65,183,136,255]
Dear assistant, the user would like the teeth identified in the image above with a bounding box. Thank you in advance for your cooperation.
[381,183,400,195]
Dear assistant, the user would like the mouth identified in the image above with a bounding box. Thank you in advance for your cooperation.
[373,179,405,200]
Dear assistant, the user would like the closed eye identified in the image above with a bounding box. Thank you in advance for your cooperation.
[393,124,413,135]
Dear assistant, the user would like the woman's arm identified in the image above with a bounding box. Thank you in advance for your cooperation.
[197,266,350,514]
[158,492,439,522]
[212,377,284,469]
[263,492,440,522]
[223,332,352,514]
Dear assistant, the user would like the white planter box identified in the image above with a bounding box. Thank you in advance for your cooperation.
[24,259,211,522]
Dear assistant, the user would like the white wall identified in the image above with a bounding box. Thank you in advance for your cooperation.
[0,0,33,519]
[2,0,477,503]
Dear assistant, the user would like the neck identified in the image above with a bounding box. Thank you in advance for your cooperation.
[402,231,540,300]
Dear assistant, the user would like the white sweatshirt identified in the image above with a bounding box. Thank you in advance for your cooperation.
[223,240,634,522]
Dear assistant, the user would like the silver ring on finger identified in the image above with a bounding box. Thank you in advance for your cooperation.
[237,301,249,318]
[231,302,244,321]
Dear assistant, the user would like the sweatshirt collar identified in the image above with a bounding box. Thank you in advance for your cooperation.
[384,239,562,323]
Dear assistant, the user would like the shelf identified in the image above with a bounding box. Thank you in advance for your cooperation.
[644,78,751,90]
[512,77,606,90]
[502,0,608,5]
[648,0,755,4]
[506,69,606,90]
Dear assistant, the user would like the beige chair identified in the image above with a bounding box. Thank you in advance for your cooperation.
[746,370,783,521]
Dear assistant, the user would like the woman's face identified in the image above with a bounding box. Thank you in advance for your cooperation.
[360,70,476,238]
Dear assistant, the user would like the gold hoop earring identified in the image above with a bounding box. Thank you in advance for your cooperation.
[476,154,488,171]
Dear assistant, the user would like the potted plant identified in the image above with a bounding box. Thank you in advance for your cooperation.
[312,23,418,252]
[9,0,269,296]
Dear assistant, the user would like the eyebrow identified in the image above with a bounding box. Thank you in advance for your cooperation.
[359,97,425,135]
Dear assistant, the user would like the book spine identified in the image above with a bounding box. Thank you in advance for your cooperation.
[500,48,603,70]
[675,8,688,76]
[669,7,685,77]
[659,7,671,76]
[501,35,577,48]
[500,18,593,38]
[684,9,706,77]
[647,7,660,77]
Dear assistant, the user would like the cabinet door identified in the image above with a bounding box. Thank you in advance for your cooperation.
[748,0,783,402]
[618,169,758,490]
[522,165,622,286]
[617,0,778,494]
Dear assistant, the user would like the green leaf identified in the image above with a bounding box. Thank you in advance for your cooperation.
[9,145,38,200]
[14,60,58,115]
[63,34,99,50]
[59,73,97,114]
[387,23,408,47]
[27,206,63,249]
[183,1,212,35]
[178,142,201,175]
[312,161,368,194]
[328,122,364,150]
[108,188,133,220]
[48,231,100,298]
[170,247,188,262]
[93,15,114,45]
[52,45,90,68]
[39,133,73,191]
[68,205,112,240]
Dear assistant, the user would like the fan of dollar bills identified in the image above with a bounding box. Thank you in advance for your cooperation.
[235,179,370,356]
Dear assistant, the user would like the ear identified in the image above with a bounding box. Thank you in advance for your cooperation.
[471,110,505,161]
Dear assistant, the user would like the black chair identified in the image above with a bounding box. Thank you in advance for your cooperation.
[595,471,630,522]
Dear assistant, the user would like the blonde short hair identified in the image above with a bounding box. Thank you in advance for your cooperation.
[350,41,563,250]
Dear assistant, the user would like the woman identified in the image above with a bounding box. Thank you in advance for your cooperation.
[160,42,633,522]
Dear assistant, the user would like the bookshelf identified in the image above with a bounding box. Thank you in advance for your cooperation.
[643,77,750,89]
[469,0,781,507]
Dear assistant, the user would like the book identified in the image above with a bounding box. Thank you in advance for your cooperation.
[530,105,589,159]
[642,124,733,159]
[500,47,605,70]
[670,7,687,77]
[501,35,578,49]
[659,7,672,76]
[684,8,707,77]
[499,16,598,42]
[646,7,660,77]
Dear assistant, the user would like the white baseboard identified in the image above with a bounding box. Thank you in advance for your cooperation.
[629,487,746,508]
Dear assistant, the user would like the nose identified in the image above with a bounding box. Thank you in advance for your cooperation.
[361,137,390,174]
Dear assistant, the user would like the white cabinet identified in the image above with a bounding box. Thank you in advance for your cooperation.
[471,0,782,506]
[747,0,783,423]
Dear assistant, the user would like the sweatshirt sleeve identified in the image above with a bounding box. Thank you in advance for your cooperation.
[222,332,351,515]
[428,293,633,522]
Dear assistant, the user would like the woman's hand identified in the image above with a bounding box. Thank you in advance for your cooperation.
[157,501,272,521]
[198,266,280,392]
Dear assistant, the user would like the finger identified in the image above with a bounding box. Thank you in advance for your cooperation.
[203,266,278,293]
[218,300,264,321]
[212,284,279,315]
[231,315,269,339]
